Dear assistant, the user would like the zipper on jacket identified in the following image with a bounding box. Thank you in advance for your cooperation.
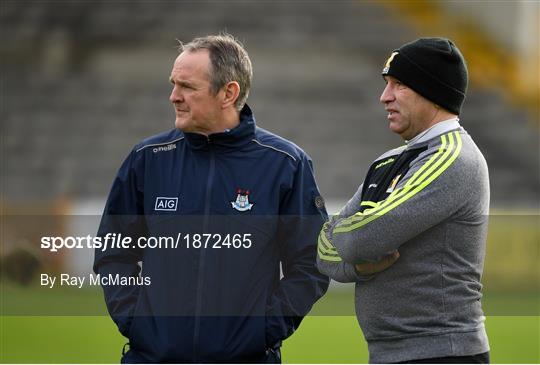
[192,144,215,362]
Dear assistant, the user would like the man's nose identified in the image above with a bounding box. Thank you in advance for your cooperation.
[169,86,183,103]
[380,84,394,104]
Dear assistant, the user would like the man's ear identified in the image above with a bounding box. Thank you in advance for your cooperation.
[221,81,240,109]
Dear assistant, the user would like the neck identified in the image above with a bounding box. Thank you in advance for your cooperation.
[426,108,456,130]
[201,108,241,136]
[220,107,241,131]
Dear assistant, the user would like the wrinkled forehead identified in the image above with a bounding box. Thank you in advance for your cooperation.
[171,49,211,79]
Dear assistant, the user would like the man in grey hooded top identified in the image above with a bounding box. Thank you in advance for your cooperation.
[317,38,490,363]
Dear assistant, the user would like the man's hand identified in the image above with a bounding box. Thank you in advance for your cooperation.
[355,251,400,275]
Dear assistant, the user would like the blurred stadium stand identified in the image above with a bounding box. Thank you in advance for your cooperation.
[1,0,538,208]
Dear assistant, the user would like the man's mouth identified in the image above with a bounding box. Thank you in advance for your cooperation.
[386,109,398,119]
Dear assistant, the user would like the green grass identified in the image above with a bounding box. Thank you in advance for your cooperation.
[1,316,538,363]
[484,316,540,364]
[4,282,538,316]
[283,316,540,363]
[1,316,125,363]
[1,283,539,363]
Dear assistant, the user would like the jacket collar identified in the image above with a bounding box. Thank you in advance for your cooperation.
[406,117,461,147]
[183,104,256,151]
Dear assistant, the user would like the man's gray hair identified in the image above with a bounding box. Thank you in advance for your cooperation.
[179,33,252,111]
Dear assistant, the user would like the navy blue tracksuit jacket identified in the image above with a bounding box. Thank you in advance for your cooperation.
[94,105,329,363]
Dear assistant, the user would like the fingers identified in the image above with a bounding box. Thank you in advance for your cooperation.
[355,250,400,275]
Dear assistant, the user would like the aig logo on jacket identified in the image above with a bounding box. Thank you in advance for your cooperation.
[155,197,178,211]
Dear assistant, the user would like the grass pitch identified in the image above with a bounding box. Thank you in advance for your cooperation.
[1,315,539,363]
[1,280,539,363]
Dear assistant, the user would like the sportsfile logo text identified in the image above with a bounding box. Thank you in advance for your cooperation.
[40,233,253,252]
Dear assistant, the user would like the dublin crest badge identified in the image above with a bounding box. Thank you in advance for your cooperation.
[231,189,254,212]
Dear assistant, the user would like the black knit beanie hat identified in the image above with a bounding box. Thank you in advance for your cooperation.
[382,37,468,115]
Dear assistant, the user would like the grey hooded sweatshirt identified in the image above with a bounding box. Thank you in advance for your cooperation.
[317,119,490,363]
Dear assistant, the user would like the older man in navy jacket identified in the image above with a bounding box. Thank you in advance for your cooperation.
[94,33,329,363]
